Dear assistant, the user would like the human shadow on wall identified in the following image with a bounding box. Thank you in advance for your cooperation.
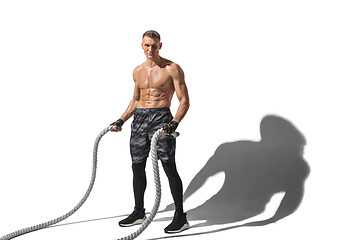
[156,115,310,233]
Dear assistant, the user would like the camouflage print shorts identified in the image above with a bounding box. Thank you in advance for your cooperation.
[130,108,176,164]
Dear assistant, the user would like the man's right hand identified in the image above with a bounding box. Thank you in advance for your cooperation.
[110,118,124,132]
[111,125,122,132]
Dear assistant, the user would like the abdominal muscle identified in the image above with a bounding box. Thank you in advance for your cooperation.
[137,88,174,108]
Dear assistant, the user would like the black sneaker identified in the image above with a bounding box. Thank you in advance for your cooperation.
[164,212,190,234]
[119,208,147,227]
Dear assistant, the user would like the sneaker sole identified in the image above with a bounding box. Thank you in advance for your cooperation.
[119,218,146,227]
[165,222,190,234]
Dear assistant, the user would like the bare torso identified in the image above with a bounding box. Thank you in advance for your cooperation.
[117,54,188,125]
[134,58,175,108]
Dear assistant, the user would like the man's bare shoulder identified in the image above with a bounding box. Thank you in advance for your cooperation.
[166,61,180,69]
[132,64,145,80]
[166,62,184,79]
[133,64,145,73]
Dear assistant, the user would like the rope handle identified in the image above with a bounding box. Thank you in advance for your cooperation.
[171,132,180,138]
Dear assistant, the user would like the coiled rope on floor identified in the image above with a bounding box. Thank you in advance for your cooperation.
[1,126,169,240]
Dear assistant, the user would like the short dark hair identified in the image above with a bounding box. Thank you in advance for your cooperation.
[142,30,161,41]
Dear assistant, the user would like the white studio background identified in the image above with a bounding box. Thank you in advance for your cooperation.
[0,0,359,240]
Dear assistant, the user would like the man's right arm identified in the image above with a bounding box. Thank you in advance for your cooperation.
[112,68,140,131]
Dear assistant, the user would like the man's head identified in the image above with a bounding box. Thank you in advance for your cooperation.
[141,30,162,60]
[142,30,161,41]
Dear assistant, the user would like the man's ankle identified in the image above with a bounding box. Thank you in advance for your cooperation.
[134,207,145,212]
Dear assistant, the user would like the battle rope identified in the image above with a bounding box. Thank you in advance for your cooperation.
[1,126,172,240]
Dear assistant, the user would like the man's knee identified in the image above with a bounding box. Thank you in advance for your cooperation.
[132,161,146,176]
[161,160,181,179]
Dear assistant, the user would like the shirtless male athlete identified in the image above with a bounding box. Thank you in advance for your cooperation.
[111,30,190,233]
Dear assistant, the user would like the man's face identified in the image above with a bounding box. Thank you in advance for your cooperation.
[141,36,162,59]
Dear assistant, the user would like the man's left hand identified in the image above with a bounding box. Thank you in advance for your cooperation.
[163,121,178,135]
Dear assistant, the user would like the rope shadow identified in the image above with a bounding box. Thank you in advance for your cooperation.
[49,214,126,228]
[49,208,156,228]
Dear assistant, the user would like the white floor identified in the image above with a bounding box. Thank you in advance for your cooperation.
[0,193,319,240]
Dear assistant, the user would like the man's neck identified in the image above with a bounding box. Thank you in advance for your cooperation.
[145,56,162,68]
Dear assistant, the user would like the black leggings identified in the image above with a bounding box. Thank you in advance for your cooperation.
[130,108,183,213]
[132,160,183,213]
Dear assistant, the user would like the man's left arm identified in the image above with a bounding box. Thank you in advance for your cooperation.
[169,63,190,123]
[162,64,189,135]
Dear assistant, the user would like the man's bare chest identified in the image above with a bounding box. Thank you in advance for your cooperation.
[137,68,172,89]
